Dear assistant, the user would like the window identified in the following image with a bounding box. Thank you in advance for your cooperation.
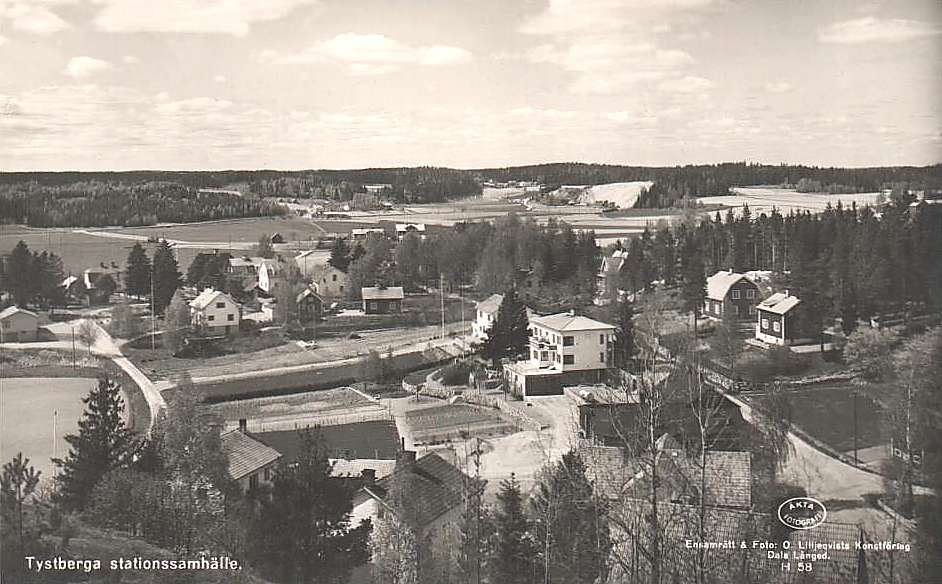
[599,334,605,344]
[227,313,234,321]
[563,336,574,346]
[1,321,8,329]
[207,315,215,321]
[264,468,272,481]
[733,305,740,316]
[600,352,605,363]
[369,301,377,311]
[249,473,259,490]
[718,303,723,314]
[532,350,538,360]
[749,305,756,315]
[761,318,769,329]
[773,321,781,333]
[332,274,337,282]
[732,289,741,300]
[340,286,344,292]
[540,351,548,361]
[563,354,575,365]
[216,301,225,309]
[746,289,755,299]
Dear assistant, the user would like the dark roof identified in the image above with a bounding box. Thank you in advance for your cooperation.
[370,453,468,528]
[362,286,404,301]
[255,420,400,462]
[296,287,324,304]
[657,449,752,508]
[220,430,282,480]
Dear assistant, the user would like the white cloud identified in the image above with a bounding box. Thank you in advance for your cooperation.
[122,55,140,65]
[269,33,473,74]
[213,74,226,83]
[658,75,714,93]
[764,81,793,94]
[92,0,317,36]
[66,56,113,78]
[818,17,941,44]
[154,97,233,115]
[0,3,71,34]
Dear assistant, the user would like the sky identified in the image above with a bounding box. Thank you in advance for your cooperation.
[0,0,940,171]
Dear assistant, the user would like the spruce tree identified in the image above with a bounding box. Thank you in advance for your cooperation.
[481,288,530,367]
[612,298,635,369]
[329,237,352,272]
[151,241,181,314]
[3,240,33,307]
[530,452,610,584]
[492,473,534,584]
[54,376,139,512]
[125,242,152,298]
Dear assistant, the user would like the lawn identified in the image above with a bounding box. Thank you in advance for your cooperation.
[784,385,886,453]
[1,377,96,481]
[406,403,518,444]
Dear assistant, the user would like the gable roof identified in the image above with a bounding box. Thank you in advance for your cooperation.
[582,446,642,500]
[531,312,615,332]
[256,420,400,462]
[369,453,468,528]
[362,286,404,301]
[309,264,347,280]
[189,288,236,310]
[221,429,282,481]
[330,458,397,480]
[0,306,38,321]
[758,292,801,315]
[476,293,503,315]
[705,271,754,301]
[296,286,324,304]
[657,449,752,509]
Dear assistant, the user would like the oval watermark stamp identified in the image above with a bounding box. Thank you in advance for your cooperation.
[777,497,827,530]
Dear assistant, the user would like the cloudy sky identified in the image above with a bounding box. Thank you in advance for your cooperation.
[1,0,940,170]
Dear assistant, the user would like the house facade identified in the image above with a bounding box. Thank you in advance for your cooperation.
[755,292,803,345]
[703,271,759,321]
[472,293,503,340]
[0,306,39,342]
[361,287,404,314]
[296,286,324,324]
[256,260,279,294]
[351,228,385,242]
[597,249,628,297]
[311,265,349,298]
[504,312,616,398]
[189,288,241,335]
[395,223,426,241]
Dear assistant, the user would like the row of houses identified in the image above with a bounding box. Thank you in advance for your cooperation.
[703,270,808,345]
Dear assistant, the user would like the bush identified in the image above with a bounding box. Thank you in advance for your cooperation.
[439,362,472,386]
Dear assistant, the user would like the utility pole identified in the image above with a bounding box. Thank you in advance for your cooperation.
[52,410,57,461]
[151,273,156,350]
[440,272,446,340]
[853,390,859,465]
[71,326,76,368]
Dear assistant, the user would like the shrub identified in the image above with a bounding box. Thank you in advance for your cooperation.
[439,362,472,386]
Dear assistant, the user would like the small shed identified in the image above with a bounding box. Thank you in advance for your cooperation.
[0,306,40,342]
[361,286,404,314]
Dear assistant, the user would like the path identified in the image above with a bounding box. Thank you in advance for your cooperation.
[87,320,167,431]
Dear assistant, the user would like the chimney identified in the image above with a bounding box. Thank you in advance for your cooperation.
[785,289,790,297]
[238,418,247,433]
[399,450,417,470]
[361,468,376,485]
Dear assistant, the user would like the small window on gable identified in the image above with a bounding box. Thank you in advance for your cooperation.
[216,301,226,308]
[332,274,337,282]
[746,289,755,299]
[732,289,741,300]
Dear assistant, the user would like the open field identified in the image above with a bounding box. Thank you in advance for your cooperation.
[706,187,882,216]
[580,181,653,208]
[406,403,518,444]
[1,376,96,482]
[781,385,886,453]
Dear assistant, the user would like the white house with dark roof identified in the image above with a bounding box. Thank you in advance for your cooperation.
[504,311,616,397]
[703,270,760,321]
[0,306,39,343]
[189,288,241,335]
[472,293,503,340]
[755,291,803,345]
[395,223,426,241]
[220,424,282,493]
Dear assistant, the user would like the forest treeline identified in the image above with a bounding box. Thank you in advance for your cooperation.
[2,163,939,226]
[0,181,286,227]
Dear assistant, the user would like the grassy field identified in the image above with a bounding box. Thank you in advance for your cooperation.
[786,385,886,453]
[406,403,517,444]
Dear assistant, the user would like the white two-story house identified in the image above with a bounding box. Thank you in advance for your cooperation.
[505,311,616,398]
[189,288,241,336]
[472,293,503,340]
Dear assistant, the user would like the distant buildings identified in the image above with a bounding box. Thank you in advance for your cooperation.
[395,223,426,241]
[755,291,803,345]
[504,311,615,398]
[351,228,385,242]
[472,293,503,340]
[597,249,628,296]
[703,271,759,321]
[0,306,39,342]
[189,288,241,335]
[361,286,404,314]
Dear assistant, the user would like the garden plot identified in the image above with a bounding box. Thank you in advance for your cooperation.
[406,403,518,444]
